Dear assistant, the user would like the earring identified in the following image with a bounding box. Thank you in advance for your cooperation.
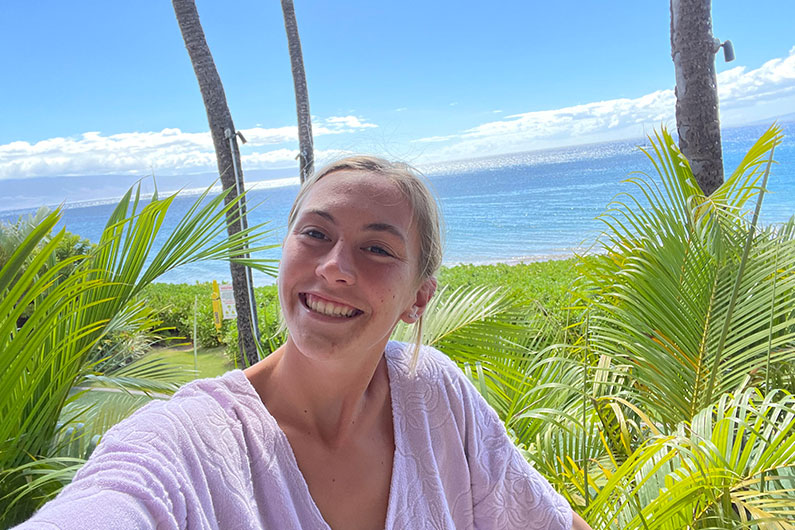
[409,308,419,319]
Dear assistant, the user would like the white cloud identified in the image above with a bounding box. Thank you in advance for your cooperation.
[716,47,795,119]
[242,148,349,167]
[417,89,675,161]
[3,49,794,179]
[417,48,795,162]
[239,126,296,146]
[413,134,457,144]
[318,115,378,132]
[0,116,377,179]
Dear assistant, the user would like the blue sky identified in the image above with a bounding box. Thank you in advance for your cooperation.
[1,0,794,181]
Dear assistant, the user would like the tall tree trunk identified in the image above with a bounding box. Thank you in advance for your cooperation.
[172,0,260,366]
[670,0,724,196]
[281,0,314,184]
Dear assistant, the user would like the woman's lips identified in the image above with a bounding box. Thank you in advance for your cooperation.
[300,293,363,318]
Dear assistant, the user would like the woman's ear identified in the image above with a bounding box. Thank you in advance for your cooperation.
[402,277,437,324]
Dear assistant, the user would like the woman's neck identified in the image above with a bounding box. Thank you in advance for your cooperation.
[245,339,391,447]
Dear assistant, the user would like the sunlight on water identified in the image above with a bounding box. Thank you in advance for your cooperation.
[2,123,793,285]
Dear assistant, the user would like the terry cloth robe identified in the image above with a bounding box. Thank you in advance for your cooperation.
[15,341,572,529]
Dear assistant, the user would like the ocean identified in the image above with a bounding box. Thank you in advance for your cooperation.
[2,123,793,285]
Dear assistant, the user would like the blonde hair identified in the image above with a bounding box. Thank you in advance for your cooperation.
[287,155,443,367]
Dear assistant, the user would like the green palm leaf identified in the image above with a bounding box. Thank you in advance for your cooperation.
[1,183,277,525]
[392,285,577,418]
[580,125,794,427]
[584,389,795,529]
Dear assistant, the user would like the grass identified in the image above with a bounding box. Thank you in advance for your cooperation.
[145,344,233,379]
[64,345,231,420]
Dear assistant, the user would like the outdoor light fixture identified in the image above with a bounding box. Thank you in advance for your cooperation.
[714,38,735,62]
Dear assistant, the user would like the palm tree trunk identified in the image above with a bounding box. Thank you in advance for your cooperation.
[172,0,260,366]
[281,0,314,184]
[670,0,724,196]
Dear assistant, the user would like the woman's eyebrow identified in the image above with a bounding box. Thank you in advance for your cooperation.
[304,209,406,242]
[363,223,406,243]
[305,209,334,222]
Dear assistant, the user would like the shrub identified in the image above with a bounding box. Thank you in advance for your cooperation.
[89,328,158,373]
[221,285,285,365]
[140,261,578,364]
[140,283,285,363]
[438,259,579,310]
[140,283,224,348]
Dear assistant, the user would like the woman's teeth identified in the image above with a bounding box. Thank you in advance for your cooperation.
[304,294,359,318]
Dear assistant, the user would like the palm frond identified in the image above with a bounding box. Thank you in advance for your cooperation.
[579,125,794,427]
[1,183,277,525]
[584,389,795,529]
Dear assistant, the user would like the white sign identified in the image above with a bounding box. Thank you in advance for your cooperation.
[219,284,237,320]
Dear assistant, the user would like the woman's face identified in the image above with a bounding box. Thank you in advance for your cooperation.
[278,170,435,362]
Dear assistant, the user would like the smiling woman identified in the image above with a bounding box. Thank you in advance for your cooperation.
[277,157,441,369]
[14,156,590,530]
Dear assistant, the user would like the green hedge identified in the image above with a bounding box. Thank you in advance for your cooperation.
[140,259,579,358]
[437,258,579,311]
[140,283,282,352]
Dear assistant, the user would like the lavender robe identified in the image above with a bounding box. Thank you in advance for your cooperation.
[16,342,571,529]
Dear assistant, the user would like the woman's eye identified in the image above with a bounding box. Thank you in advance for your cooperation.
[303,229,327,240]
[365,245,393,257]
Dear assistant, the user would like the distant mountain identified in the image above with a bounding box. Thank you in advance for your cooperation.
[0,167,298,215]
[738,114,795,127]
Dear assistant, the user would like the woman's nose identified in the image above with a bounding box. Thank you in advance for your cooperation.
[316,241,356,284]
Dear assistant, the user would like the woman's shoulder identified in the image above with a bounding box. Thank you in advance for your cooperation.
[385,341,465,382]
[169,369,260,411]
[384,340,485,412]
[99,370,265,447]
